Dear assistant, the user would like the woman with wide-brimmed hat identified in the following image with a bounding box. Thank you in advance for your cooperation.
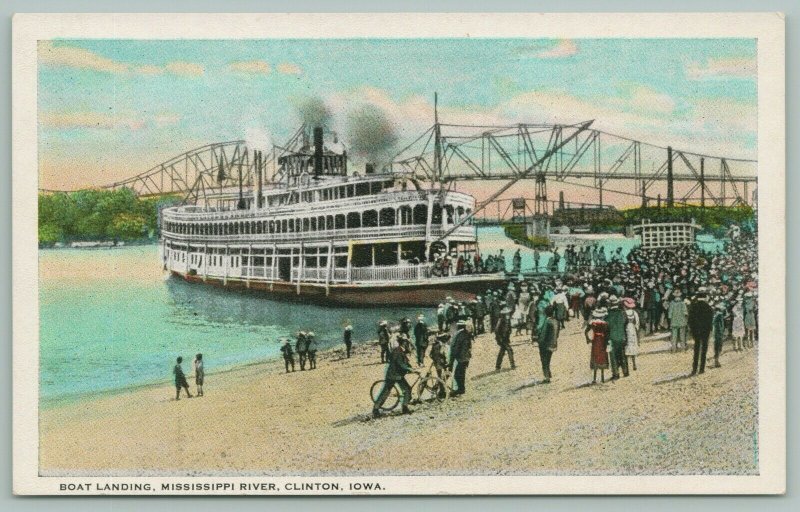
[584,307,610,383]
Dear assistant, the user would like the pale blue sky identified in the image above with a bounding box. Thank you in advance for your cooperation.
[38,38,757,190]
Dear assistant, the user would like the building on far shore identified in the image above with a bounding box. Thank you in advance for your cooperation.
[632,219,701,249]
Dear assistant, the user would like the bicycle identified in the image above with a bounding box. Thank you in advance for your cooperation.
[370,362,450,413]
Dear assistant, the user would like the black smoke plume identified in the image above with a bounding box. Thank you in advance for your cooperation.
[297,97,332,129]
[346,104,398,166]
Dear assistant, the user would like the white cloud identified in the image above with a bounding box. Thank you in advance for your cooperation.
[38,41,205,78]
[38,41,129,74]
[534,39,578,59]
[40,111,146,131]
[277,62,302,75]
[229,60,271,75]
[326,85,754,160]
[165,61,205,77]
[685,57,756,80]
[41,111,182,131]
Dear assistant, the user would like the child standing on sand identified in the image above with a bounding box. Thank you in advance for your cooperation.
[194,353,204,397]
[173,356,192,400]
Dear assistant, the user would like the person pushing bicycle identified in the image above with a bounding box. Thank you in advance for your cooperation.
[372,335,417,418]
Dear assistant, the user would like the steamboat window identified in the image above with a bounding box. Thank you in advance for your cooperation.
[347,185,355,198]
[363,209,378,228]
[356,182,370,196]
[456,206,465,222]
[413,204,428,224]
[281,219,287,232]
[346,212,361,228]
[432,204,442,224]
[400,205,413,225]
[445,205,454,224]
[326,215,334,230]
[269,220,275,233]
[310,217,317,231]
[303,218,310,232]
[318,216,325,230]
[379,207,395,226]
[335,214,345,229]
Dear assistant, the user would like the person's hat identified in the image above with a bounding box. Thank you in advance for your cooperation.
[476,295,482,299]
[446,296,453,301]
[438,303,444,308]
[379,320,387,326]
[299,330,307,335]
[307,331,315,337]
[508,283,515,289]
[456,319,467,327]
[345,325,353,331]
[744,291,753,298]
[715,302,727,310]
[695,292,708,300]
[697,286,708,294]
[623,297,636,309]
[471,299,478,303]
[417,314,425,320]
[608,295,619,305]
[500,307,512,315]
[673,289,682,297]
[592,307,608,318]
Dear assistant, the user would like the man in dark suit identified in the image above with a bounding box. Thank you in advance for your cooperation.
[688,291,715,375]
[537,306,559,382]
[343,324,353,358]
[494,307,516,370]
[413,314,429,366]
[449,320,473,395]
[372,338,416,418]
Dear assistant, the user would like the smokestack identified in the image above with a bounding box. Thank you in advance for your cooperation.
[256,151,263,209]
[313,126,324,179]
[365,163,375,175]
[237,157,245,210]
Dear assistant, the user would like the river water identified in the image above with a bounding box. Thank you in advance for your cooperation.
[38,227,722,404]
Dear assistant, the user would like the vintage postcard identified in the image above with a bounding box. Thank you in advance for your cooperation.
[12,13,785,495]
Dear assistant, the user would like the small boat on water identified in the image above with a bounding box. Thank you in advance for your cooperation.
[159,126,505,306]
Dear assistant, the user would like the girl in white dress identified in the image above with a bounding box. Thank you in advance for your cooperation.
[623,298,640,371]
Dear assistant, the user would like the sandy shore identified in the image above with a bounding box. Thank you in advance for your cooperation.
[40,319,758,476]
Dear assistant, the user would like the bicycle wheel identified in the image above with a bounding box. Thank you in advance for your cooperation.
[417,376,449,403]
[370,380,401,412]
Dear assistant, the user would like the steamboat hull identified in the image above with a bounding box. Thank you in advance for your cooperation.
[171,271,506,307]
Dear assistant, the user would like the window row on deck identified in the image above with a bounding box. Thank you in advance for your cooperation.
[163,203,473,237]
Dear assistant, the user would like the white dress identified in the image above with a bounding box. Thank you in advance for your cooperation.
[732,304,745,338]
[624,310,640,356]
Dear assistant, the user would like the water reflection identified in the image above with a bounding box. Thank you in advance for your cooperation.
[165,276,425,346]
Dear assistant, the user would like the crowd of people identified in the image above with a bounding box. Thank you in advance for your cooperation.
[169,228,758,421]
[369,229,758,416]
[430,249,510,277]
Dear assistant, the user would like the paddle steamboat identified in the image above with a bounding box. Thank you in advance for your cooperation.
[159,126,505,306]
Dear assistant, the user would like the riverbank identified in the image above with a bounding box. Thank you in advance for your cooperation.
[40,318,758,476]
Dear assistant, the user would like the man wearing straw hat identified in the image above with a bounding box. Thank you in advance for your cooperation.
[606,295,629,380]
[495,306,516,370]
[449,320,473,396]
[413,314,429,366]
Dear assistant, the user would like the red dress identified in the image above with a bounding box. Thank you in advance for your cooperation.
[587,320,610,370]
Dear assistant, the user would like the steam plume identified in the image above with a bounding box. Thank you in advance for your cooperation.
[346,104,398,166]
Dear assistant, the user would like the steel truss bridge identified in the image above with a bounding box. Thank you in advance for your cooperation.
[40,121,757,211]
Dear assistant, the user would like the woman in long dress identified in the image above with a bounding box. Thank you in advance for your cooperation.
[622,298,640,371]
[731,299,745,351]
[584,307,609,383]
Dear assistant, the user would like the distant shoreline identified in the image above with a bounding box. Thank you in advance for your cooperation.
[39,239,158,250]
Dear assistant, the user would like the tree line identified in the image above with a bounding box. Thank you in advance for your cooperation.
[38,189,180,246]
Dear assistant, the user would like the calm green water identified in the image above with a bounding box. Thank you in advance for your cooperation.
[38,227,719,404]
[39,245,426,405]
